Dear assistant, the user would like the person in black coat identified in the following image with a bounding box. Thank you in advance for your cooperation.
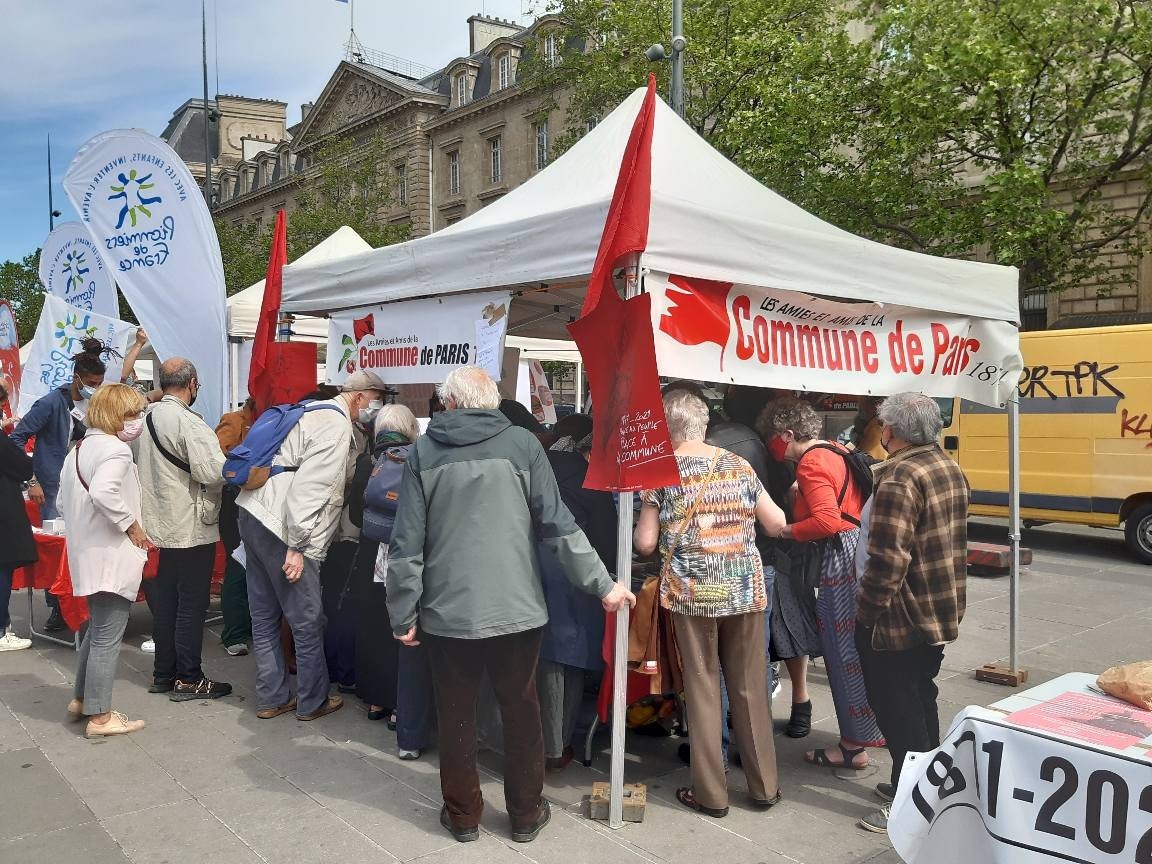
[0,375,36,650]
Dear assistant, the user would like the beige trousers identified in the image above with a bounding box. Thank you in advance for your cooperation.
[674,611,779,810]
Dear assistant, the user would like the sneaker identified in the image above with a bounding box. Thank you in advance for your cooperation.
[141,639,156,654]
[858,806,890,834]
[43,609,67,632]
[169,678,233,702]
[86,710,146,739]
[771,662,782,699]
[224,643,248,656]
[148,678,174,694]
[0,630,32,651]
[875,782,896,803]
[398,748,421,761]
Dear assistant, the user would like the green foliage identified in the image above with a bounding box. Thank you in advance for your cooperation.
[0,251,44,344]
[215,218,272,296]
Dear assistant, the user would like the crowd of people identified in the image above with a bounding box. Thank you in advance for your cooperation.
[0,340,971,842]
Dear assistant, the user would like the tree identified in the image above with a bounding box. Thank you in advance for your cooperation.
[0,251,44,344]
[215,218,272,296]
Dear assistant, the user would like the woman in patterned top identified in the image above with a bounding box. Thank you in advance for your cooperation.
[635,388,787,819]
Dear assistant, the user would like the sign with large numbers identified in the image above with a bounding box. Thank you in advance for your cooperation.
[38,222,119,319]
[326,291,511,386]
[890,707,1152,864]
[649,271,1024,408]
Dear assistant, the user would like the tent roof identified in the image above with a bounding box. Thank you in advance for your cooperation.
[282,88,1020,334]
[228,225,371,340]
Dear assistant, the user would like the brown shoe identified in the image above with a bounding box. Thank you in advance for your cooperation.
[86,711,146,739]
[256,698,297,720]
[296,695,343,721]
[66,698,85,721]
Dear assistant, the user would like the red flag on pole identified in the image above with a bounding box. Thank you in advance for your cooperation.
[248,210,288,414]
[567,75,679,492]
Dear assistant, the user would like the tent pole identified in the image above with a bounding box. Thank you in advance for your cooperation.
[574,360,584,413]
[230,339,239,409]
[609,492,633,829]
[1008,395,1021,676]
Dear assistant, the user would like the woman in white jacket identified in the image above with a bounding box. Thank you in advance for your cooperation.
[59,384,152,738]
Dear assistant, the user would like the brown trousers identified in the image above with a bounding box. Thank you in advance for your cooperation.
[674,611,779,810]
[425,628,546,829]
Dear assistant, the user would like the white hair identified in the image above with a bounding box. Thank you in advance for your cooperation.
[373,404,420,442]
[878,393,943,445]
[663,389,710,442]
[437,365,501,410]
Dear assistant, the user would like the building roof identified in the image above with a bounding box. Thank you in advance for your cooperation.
[159,99,219,165]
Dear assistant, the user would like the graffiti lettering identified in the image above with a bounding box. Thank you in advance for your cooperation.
[1120,408,1152,448]
[1019,361,1125,400]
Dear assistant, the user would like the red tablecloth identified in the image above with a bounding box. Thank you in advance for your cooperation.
[13,534,224,632]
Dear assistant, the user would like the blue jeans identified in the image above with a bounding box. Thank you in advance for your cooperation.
[0,568,12,632]
[721,565,776,761]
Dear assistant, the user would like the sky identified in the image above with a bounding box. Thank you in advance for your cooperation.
[0,0,536,264]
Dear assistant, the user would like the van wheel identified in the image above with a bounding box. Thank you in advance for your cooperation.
[1124,503,1152,564]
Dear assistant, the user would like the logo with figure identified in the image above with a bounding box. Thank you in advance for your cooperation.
[108,169,162,229]
[61,249,90,291]
[55,313,97,350]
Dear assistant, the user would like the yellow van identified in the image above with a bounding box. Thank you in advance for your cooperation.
[941,324,1152,563]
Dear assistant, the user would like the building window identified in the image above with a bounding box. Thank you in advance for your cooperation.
[544,32,559,67]
[586,115,601,133]
[455,72,468,107]
[490,136,502,184]
[534,119,549,170]
[448,150,461,195]
[394,163,407,206]
[498,54,510,91]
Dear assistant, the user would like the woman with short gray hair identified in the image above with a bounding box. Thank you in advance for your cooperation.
[764,398,884,769]
[634,389,786,818]
[877,393,944,445]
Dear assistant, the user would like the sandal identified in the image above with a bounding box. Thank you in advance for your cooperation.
[675,787,728,818]
[786,700,812,738]
[804,743,869,770]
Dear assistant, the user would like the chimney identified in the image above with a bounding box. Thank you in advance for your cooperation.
[467,14,522,53]
[301,102,314,123]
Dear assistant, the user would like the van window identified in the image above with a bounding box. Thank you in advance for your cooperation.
[935,397,955,429]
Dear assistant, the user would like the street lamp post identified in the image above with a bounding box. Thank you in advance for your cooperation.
[646,0,687,117]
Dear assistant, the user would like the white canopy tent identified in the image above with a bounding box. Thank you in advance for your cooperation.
[281,88,1023,828]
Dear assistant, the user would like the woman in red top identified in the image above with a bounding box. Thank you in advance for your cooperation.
[765,399,884,770]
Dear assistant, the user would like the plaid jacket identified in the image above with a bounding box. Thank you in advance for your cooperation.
[857,443,969,651]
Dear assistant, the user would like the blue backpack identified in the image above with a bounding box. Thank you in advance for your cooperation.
[222,401,345,491]
[361,443,411,543]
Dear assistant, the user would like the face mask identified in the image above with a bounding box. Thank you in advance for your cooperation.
[188,382,199,408]
[768,434,790,463]
[358,400,383,427]
[78,383,97,401]
[117,418,145,443]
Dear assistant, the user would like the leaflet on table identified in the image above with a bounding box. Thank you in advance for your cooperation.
[889,705,1152,864]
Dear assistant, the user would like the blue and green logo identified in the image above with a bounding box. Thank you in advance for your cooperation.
[61,250,89,291]
[108,169,162,229]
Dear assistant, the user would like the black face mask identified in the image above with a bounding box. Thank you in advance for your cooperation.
[188,382,199,407]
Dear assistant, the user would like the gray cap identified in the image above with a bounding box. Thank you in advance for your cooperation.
[340,370,389,393]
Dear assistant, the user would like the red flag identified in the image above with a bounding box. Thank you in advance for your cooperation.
[249,209,288,414]
[568,76,679,492]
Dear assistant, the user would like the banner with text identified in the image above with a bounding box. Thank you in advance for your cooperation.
[889,706,1152,864]
[19,293,135,415]
[327,291,511,386]
[650,272,1023,408]
[0,300,20,418]
[38,222,119,319]
[63,130,229,426]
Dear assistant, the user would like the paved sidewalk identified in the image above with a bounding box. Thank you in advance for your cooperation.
[1,521,1149,864]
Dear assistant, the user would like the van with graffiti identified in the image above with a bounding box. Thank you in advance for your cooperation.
[941,323,1152,563]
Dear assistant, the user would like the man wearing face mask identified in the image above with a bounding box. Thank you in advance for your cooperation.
[134,358,230,702]
[238,370,389,722]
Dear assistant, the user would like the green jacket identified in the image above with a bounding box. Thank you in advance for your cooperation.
[386,408,614,640]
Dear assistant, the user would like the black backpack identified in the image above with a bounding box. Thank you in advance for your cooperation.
[799,442,876,526]
[361,443,411,544]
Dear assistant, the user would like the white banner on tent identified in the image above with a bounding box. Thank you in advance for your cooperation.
[890,707,1152,864]
[38,222,119,319]
[19,293,135,414]
[327,291,512,385]
[649,272,1023,408]
[63,130,228,425]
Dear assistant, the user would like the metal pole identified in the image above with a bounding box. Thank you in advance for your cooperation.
[47,134,56,231]
[202,0,212,203]
[671,0,684,117]
[609,492,633,829]
[1008,395,1021,676]
[574,360,584,413]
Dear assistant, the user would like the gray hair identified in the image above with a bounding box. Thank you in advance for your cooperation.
[373,404,420,442]
[437,365,501,410]
[763,398,822,442]
[877,393,943,445]
[663,389,710,442]
[159,358,196,392]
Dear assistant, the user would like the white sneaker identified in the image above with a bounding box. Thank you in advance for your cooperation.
[141,638,156,654]
[0,630,32,651]
[225,643,249,656]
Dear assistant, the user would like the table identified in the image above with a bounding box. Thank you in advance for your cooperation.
[889,673,1152,864]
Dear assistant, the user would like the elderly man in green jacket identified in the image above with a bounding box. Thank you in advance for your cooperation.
[388,365,634,846]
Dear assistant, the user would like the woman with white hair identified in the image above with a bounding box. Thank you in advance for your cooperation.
[348,404,434,759]
[763,398,884,770]
[635,388,786,818]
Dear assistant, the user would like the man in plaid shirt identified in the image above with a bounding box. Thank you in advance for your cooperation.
[854,393,970,834]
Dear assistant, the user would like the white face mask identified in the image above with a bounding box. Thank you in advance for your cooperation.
[117,418,145,443]
[358,400,383,427]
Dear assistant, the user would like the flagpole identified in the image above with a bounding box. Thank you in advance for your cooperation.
[202,0,212,203]
[47,133,56,232]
